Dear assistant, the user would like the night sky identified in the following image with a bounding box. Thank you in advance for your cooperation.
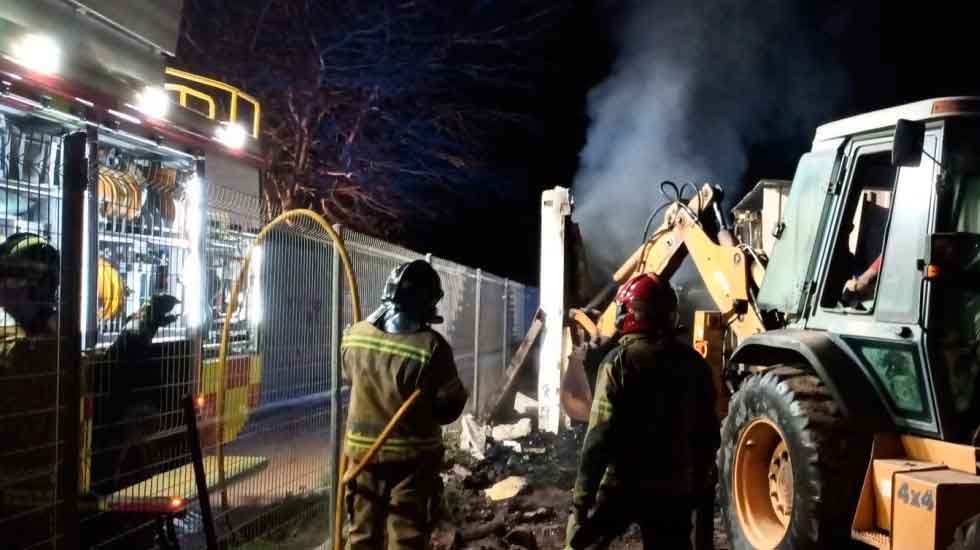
[185,1,980,286]
[484,0,980,286]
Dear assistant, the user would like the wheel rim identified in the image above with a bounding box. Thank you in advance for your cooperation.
[769,440,794,526]
[733,418,792,549]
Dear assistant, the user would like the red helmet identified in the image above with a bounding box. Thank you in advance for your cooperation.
[614,273,678,335]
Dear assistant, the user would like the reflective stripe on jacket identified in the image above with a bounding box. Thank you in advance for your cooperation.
[342,321,467,463]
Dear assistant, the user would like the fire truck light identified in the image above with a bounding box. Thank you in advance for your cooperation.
[135,86,170,119]
[10,34,61,76]
[170,497,184,509]
[215,122,247,149]
[196,395,206,408]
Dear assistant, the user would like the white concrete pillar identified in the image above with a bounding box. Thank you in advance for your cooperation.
[537,187,572,434]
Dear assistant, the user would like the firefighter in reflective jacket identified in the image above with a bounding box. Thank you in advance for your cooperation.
[342,259,468,550]
[565,273,720,550]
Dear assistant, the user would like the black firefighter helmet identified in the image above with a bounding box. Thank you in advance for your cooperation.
[0,232,60,300]
[368,259,444,333]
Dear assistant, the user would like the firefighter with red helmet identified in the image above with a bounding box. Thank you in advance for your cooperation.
[342,259,468,550]
[565,273,720,550]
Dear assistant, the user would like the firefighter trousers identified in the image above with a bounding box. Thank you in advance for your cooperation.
[345,454,442,550]
[566,488,693,550]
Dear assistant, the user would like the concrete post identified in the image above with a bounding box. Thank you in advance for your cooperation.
[537,187,572,433]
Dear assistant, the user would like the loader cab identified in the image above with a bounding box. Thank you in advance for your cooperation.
[759,98,980,442]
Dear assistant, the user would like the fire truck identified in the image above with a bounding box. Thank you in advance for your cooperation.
[1,1,268,547]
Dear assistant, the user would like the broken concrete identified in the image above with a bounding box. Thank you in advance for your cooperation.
[513,392,538,415]
[460,413,490,460]
[432,422,732,549]
[451,464,472,480]
[492,418,533,441]
[485,476,528,501]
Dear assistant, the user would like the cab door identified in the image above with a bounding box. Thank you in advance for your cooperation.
[807,130,941,435]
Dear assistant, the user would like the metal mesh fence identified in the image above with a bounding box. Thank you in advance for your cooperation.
[80,132,205,549]
[477,275,507,415]
[1,110,537,548]
[207,215,336,550]
[432,259,478,411]
[0,114,69,550]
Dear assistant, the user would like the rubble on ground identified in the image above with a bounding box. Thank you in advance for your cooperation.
[492,418,532,441]
[485,476,527,501]
[432,422,588,550]
[434,418,731,549]
[459,414,491,460]
[513,392,538,415]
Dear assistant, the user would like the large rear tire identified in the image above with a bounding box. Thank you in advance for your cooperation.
[718,366,871,549]
[949,513,980,550]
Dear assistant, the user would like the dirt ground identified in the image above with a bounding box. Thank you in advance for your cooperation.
[192,399,731,550]
[431,426,729,550]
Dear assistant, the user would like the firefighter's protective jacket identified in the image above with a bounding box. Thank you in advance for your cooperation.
[572,333,719,510]
[342,320,467,463]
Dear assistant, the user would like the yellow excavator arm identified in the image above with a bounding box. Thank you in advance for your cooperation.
[561,183,766,421]
[575,183,765,344]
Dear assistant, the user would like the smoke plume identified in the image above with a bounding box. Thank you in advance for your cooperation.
[574,0,846,286]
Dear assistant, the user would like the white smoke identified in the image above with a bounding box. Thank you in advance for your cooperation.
[574,0,845,284]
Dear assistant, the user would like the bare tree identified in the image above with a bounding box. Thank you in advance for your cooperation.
[178,0,566,239]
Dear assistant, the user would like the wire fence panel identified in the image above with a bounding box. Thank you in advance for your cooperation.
[508,284,539,356]
[0,116,68,550]
[476,275,506,415]
[1,118,538,548]
[80,134,205,549]
[431,259,478,412]
[205,215,335,550]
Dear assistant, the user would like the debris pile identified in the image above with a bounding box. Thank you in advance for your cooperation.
[431,417,589,550]
[434,414,730,549]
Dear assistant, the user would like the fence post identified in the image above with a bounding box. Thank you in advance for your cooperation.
[57,131,87,550]
[80,127,99,350]
[473,269,482,415]
[502,279,509,373]
[329,225,344,540]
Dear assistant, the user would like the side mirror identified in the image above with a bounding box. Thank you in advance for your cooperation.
[893,119,925,167]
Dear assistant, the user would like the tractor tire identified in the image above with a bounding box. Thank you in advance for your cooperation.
[718,365,872,550]
[949,513,980,550]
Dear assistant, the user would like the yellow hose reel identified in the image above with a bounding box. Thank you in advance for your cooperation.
[97,257,125,320]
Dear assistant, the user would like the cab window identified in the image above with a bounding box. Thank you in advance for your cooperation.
[820,150,898,311]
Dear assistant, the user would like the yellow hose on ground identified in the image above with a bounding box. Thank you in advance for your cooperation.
[214,209,361,513]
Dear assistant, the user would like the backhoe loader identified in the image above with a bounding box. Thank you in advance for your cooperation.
[561,97,980,550]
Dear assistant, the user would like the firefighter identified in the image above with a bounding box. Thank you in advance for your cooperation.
[1,232,180,546]
[0,233,179,483]
[565,272,720,550]
[0,233,62,480]
[341,259,468,550]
